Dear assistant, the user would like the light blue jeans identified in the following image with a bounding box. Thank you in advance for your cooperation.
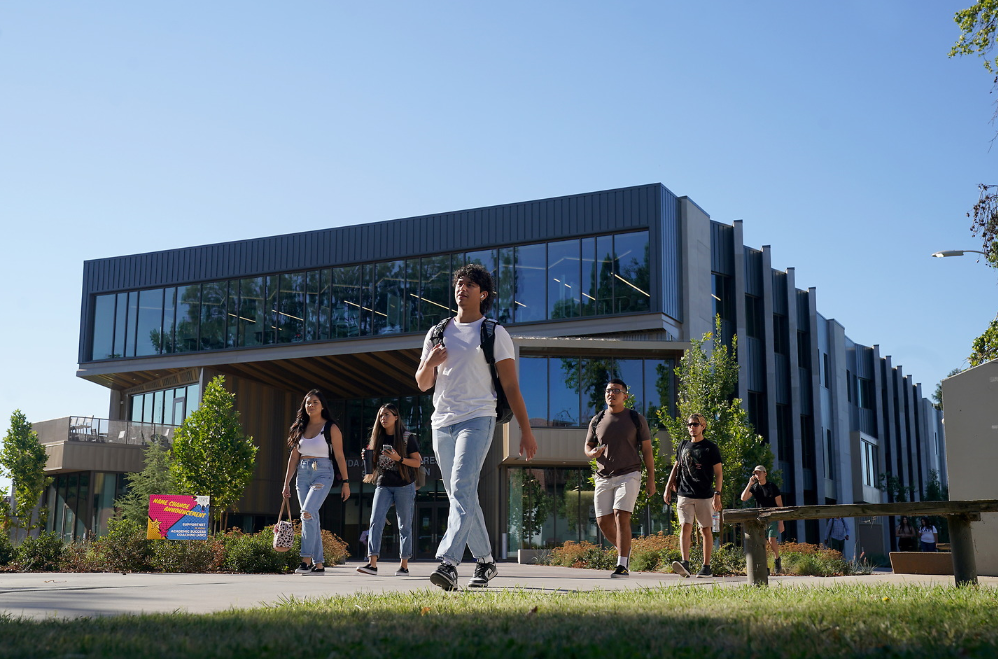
[367,481,416,560]
[433,415,496,565]
[296,457,334,564]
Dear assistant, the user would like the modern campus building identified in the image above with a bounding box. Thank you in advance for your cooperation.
[41,183,945,561]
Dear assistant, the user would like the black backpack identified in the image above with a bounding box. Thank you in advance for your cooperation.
[589,408,641,443]
[429,317,514,424]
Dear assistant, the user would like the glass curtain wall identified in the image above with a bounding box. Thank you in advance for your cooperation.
[89,231,651,361]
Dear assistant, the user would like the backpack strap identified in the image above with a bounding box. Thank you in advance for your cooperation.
[480,318,497,364]
[430,317,451,348]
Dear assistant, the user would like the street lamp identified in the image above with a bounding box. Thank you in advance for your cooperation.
[931,249,989,258]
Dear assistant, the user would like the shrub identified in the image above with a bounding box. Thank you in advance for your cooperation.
[781,541,849,576]
[92,518,153,572]
[222,527,300,574]
[709,542,746,576]
[0,532,14,566]
[630,532,680,572]
[320,530,350,565]
[14,532,64,571]
[150,537,226,573]
[59,533,103,572]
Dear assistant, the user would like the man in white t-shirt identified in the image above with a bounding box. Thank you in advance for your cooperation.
[416,263,538,590]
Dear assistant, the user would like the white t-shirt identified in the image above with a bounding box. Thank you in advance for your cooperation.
[420,317,515,429]
[919,526,937,543]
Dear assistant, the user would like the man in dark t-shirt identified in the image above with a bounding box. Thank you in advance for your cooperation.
[584,378,656,579]
[664,413,723,578]
[740,465,784,574]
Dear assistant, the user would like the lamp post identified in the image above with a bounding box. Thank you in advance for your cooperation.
[931,250,989,258]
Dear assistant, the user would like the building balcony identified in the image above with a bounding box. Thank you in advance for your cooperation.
[33,417,177,475]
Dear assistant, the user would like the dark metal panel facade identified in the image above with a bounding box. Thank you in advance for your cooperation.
[744,248,763,297]
[79,183,678,364]
[710,221,734,276]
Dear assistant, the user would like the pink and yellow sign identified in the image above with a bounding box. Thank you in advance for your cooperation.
[147,494,210,540]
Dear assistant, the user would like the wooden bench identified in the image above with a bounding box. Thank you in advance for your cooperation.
[721,500,998,587]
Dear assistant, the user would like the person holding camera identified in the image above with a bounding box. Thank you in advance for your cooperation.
[357,403,421,577]
[740,465,784,574]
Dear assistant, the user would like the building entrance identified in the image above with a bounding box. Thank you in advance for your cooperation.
[415,501,447,559]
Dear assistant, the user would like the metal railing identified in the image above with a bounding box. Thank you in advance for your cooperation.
[68,416,177,446]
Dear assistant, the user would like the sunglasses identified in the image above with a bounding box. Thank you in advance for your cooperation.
[687,422,702,427]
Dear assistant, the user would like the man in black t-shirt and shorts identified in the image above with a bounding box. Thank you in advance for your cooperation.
[664,413,723,578]
[740,465,784,574]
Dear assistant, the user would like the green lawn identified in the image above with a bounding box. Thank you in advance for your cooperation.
[1,584,996,658]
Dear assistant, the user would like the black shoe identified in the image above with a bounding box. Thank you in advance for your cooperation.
[306,564,325,575]
[611,565,629,578]
[468,561,498,588]
[774,558,782,575]
[294,562,312,574]
[672,560,691,577]
[430,562,458,591]
[395,567,409,577]
[696,564,712,578]
[356,563,377,575]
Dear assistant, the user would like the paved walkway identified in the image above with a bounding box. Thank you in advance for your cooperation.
[1,561,994,620]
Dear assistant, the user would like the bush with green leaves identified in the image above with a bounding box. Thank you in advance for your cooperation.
[14,532,64,571]
[0,531,14,566]
[221,527,300,573]
[92,518,153,572]
[150,538,225,573]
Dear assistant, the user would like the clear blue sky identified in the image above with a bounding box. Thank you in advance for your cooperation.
[1,2,995,494]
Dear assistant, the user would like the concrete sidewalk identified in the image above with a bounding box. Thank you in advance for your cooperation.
[1,561,993,620]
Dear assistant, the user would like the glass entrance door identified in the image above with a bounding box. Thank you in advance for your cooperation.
[415,502,447,559]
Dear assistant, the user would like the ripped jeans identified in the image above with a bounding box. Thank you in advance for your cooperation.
[296,457,334,563]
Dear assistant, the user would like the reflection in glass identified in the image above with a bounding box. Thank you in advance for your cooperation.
[615,359,643,414]
[305,270,322,342]
[111,292,125,358]
[644,359,670,424]
[496,247,515,324]
[514,243,545,323]
[595,235,614,315]
[125,291,139,357]
[465,249,498,319]
[238,277,265,347]
[613,231,650,314]
[417,255,452,332]
[277,272,305,344]
[200,282,227,350]
[186,382,200,416]
[373,260,406,335]
[582,358,614,420]
[331,265,362,338]
[548,239,580,319]
[225,281,239,348]
[316,269,332,341]
[174,285,200,353]
[92,294,116,360]
[519,357,548,426]
[64,473,79,542]
[580,237,597,317]
[265,275,280,345]
[134,290,164,357]
[162,287,176,353]
[549,357,580,427]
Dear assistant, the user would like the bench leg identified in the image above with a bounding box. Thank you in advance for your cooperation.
[948,514,978,587]
[743,520,768,586]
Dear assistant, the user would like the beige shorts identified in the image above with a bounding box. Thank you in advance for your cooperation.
[677,495,714,528]
[593,471,642,517]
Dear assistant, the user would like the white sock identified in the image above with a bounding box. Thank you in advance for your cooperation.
[479,554,494,565]
[618,556,629,568]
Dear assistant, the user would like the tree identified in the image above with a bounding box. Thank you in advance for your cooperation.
[0,410,52,540]
[969,314,998,366]
[115,436,177,525]
[932,367,964,409]
[951,1,998,148]
[656,317,775,512]
[170,376,257,532]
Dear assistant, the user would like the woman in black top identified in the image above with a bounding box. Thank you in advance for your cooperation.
[356,404,422,576]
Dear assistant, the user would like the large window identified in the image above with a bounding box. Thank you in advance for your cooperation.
[522,355,673,428]
[88,230,653,360]
[861,438,878,487]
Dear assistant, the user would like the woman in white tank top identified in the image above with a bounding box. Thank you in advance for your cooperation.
[282,389,350,574]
